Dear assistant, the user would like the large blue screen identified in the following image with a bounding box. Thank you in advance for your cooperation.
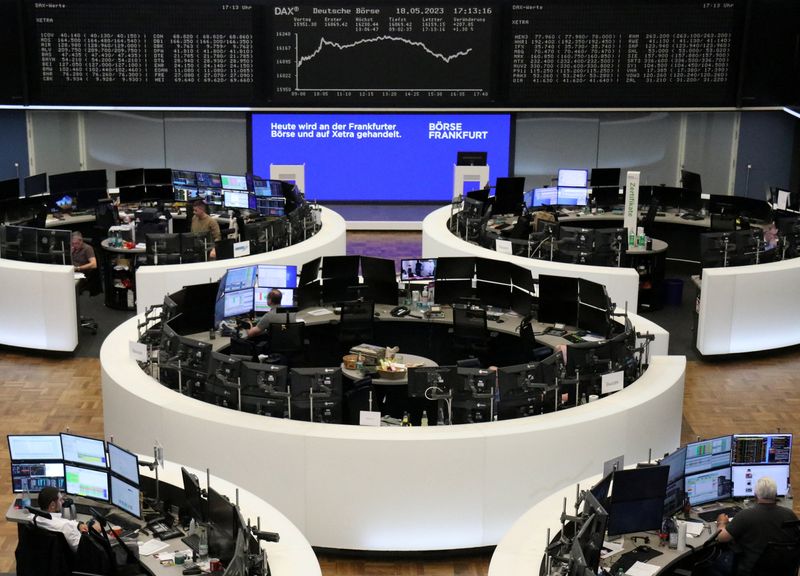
[250,113,511,202]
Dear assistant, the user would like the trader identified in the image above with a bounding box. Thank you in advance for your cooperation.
[35,486,90,552]
[71,231,97,293]
[714,476,798,575]
[191,200,221,259]
[246,288,289,338]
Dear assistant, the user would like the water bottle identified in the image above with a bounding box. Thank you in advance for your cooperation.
[198,525,209,563]
[420,410,429,427]
[401,412,410,427]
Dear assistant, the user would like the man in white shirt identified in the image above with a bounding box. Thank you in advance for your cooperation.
[33,486,89,552]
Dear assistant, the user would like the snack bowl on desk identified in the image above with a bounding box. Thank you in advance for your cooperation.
[377,367,407,380]
[342,354,359,370]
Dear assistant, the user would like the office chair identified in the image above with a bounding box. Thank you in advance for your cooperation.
[451,304,492,362]
[15,520,75,576]
[269,321,307,367]
[710,213,737,231]
[639,197,659,238]
[338,300,375,352]
[750,530,800,576]
[77,241,102,335]
[518,317,553,362]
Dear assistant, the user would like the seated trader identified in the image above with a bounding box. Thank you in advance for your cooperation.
[34,486,90,552]
[71,232,97,292]
[246,288,294,338]
[191,200,221,259]
[714,476,798,575]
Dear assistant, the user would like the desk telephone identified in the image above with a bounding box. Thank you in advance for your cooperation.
[390,305,411,317]
[147,518,183,540]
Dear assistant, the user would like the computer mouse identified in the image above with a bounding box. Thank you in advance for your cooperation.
[374,312,380,317]
[495,318,504,324]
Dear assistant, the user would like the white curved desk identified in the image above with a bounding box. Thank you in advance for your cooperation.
[422,206,641,312]
[0,258,78,351]
[138,459,320,576]
[102,314,684,552]
[696,257,800,355]
[135,206,347,315]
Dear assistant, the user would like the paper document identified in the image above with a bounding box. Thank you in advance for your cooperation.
[600,540,624,559]
[306,308,333,316]
[138,539,169,556]
[625,561,660,576]
[678,519,705,537]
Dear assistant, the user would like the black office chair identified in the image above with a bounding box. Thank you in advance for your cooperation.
[338,300,375,352]
[518,317,553,362]
[711,213,737,231]
[269,321,307,367]
[452,304,492,362]
[15,519,75,576]
[639,197,659,238]
[750,533,800,576]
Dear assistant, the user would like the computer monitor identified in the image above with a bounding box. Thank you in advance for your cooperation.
[174,185,199,203]
[731,433,792,498]
[321,255,360,280]
[0,177,19,201]
[240,362,288,393]
[456,151,487,166]
[110,475,141,519]
[257,264,298,289]
[11,462,65,493]
[435,257,474,279]
[224,265,258,292]
[115,168,144,189]
[558,169,589,188]
[574,491,608,574]
[590,472,613,507]
[8,434,63,461]
[680,170,702,194]
[223,190,250,209]
[76,188,107,210]
[254,287,294,312]
[537,274,578,326]
[606,466,669,536]
[699,232,737,269]
[590,168,621,189]
[289,367,343,423]
[65,463,110,502]
[493,177,525,215]
[400,258,436,281]
[527,186,557,207]
[60,433,107,468]
[407,366,456,399]
[119,185,147,204]
[208,487,237,563]
[252,178,283,197]
[107,442,139,486]
[182,466,207,523]
[221,174,248,191]
[172,170,197,187]
[360,256,396,284]
[591,187,623,208]
[684,434,732,475]
[49,169,107,194]
[660,446,687,515]
[197,172,222,188]
[144,168,172,186]
[558,187,589,206]
[177,336,213,374]
[24,173,48,197]
[145,233,181,257]
[685,468,733,506]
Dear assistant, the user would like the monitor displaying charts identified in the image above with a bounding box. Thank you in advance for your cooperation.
[65,464,110,502]
[558,169,589,188]
[60,433,107,468]
[108,442,139,486]
[8,435,63,461]
[731,433,792,497]
[221,174,248,190]
[254,287,295,312]
[685,467,733,506]
[526,186,557,207]
[224,289,254,318]
[684,435,732,475]
[110,475,141,518]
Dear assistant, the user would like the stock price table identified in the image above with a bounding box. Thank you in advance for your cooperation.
[27,1,261,105]
[271,4,497,104]
[509,1,743,106]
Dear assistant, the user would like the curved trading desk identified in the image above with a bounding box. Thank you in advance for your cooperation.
[0,258,78,351]
[135,206,346,314]
[696,256,800,355]
[137,459,320,576]
[422,206,642,312]
[102,312,683,552]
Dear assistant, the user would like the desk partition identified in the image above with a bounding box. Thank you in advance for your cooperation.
[0,258,78,351]
[102,314,683,551]
[135,206,346,315]
[422,206,641,312]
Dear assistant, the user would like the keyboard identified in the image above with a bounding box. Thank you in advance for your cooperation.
[182,533,200,553]
[104,512,141,533]
[74,503,111,516]
[697,505,742,522]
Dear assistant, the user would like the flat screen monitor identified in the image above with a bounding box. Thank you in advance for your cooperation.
[0,177,19,200]
[223,289,254,319]
[221,174,248,190]
[681,169,702,193]
[606,466,669,536]
[660,446,688,485]
[208,488,237,563]
[731,433,792,497]
[172,170,197,187]
[493,176,525,215]
[224,265,258,292]
[11,462,65,493]
[435,257,474,280]
[115,168,144,188]
[8,434,63,461]
[400,258,436,281]
[65,463,110,502]
[299,257,321,286]
[321,255,359,280]
[60,433,107,468]
[557,187,589,206]
[537,274,578,326]
[223,190,250,209]
[119,185,147,204]
[110,475,141,519]
[590,168,621,188]
[49,169,107,194]
[684,434,732,475]
[527,186,557,207]
[684,467,733,506]
[679,188,703,212]
[289,367,343,423]
[731,464,790,498]
[240,362,288,393]
[24,173,48,197]
[196,172,222,188]
[257,264,298,289]
[108,442,139,486]
[182,467,206,523]
[590,472,613,506]
[590,187,623,208]
[76,188,107,210]
[558,169,589,188]
[456,151,487,166]
[361,256,396,284]
[407,366,456,399]
[144,168,172,186]
[253,178,283,197]
[254,287,294,312]
[174,185,200,203]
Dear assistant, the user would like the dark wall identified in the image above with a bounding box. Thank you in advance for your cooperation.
[0,110,28,181]
[734,111,797,199]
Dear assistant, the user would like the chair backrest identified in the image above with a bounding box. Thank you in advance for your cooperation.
[711,213,737,231]
[751,539,800,576]
[269,321,305,354]
[16,522,75,576]
[453,305,488,342]
[340,300,375,327]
